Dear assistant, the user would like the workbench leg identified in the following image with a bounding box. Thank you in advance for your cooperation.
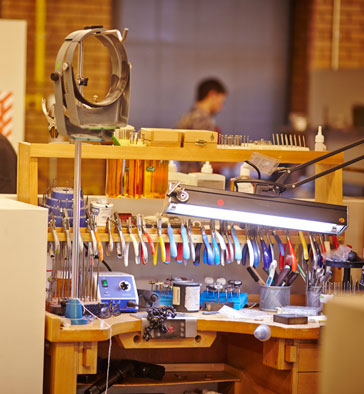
[48,342,78,394]
[314,164,343,205]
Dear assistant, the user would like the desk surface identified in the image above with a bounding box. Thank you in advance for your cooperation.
[45,309,320,343]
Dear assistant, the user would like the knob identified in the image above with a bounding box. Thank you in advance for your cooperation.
[119,281,130,291]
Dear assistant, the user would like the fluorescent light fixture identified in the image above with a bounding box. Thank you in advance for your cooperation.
[163,185,347,235]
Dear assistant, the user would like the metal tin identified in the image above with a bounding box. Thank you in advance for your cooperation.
[90,200,114,226]
[172,281,201,312]
[259,285,291,312]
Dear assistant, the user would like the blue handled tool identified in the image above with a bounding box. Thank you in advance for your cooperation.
[265,228,275,261]
[201,224,214,265]
[210,220,221,265]
[266,260,277,286]
[251,237,260,268]
[167,221,177,259]
[193,243,202,266]
[244,227,255,267]
[273,229,285,256]
[214,226,226,266]
[180,221,190,260]
[259,229,271,271]
[231,226,242,263]
[313,234,323,267]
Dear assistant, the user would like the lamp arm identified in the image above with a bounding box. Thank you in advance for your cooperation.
[285,154,364,190]
[276,135,364,190]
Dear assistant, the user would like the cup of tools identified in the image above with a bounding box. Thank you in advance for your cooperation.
[306,286,322,309]
[259,285,291,311]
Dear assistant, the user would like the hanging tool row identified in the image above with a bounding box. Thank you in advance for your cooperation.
[47,210,341,303]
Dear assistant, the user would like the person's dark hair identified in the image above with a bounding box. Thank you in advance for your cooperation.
[196,78,227,101]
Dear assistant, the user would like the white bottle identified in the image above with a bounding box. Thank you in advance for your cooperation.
[237,163,254,194]
[168,161,189,184]
[315,125,326,151]
[189,161,226,189]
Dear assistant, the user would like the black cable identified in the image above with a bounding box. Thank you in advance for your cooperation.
[83,243,112,271]
[244,160,261,179]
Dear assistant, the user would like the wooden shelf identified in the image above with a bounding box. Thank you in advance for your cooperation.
[21,142,345,163]
[77,363,240,390]
[18,142,345,206]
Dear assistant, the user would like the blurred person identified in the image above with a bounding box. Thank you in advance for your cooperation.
[0,133,17,193]
[177,78,227,132]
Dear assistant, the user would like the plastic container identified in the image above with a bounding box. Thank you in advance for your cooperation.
[189,161,225,190]
[143,160,168,198]
[315,125,326,151]
[168,161,189,184]
[259,285,291,311]
[230,163,254,193]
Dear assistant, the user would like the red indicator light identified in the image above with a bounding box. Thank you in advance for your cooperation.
[217,199,224,207]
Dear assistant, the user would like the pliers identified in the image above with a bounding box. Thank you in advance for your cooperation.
[142,217,155,255]
[180,220,190,261]
[308,233,319,271]
[167,220,178,260]
[86,211,98,261]
[113,212,126,259]
[157,217,166,264]
[231,225,242,264]
[210,220,221,265]
[187,219,195,262]
[213,221,226,266]
[128,217,140,264]
[259,228,271,271]
[49,213,60,255]
[221,221,234,263]
[285,230,297,272]
[137,214,148,264]
[201,224,214,266]
[106,216,114,255]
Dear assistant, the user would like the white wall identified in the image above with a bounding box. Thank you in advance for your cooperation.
[0,19,26,151]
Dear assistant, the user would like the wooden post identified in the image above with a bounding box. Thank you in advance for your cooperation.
[17,142,39,205]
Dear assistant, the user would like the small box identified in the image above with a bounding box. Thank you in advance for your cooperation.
[141,128,182,147]
[181,129,218,147]
[273,314,308,325]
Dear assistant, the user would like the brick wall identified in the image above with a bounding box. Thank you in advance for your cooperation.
[312,0,364,69]
[289,0,314,114]
[289,0,364,115]
[0,0,113,194]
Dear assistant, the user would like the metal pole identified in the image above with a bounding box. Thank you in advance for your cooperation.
[71,139,81,299]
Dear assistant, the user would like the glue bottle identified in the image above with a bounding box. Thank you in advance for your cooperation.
[315,125,326,151]
[230,163,254,193]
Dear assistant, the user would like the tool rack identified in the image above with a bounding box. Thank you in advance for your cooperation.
[18,141,344,206]
[18,141,345,261]
[17,142,344,394]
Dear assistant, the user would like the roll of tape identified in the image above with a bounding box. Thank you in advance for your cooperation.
[51,187,74,200]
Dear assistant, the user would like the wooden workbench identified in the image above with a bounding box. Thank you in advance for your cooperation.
[44,310,321,394]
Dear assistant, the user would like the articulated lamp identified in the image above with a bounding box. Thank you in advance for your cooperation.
[163,183,347,235]
[163,134,364,234]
